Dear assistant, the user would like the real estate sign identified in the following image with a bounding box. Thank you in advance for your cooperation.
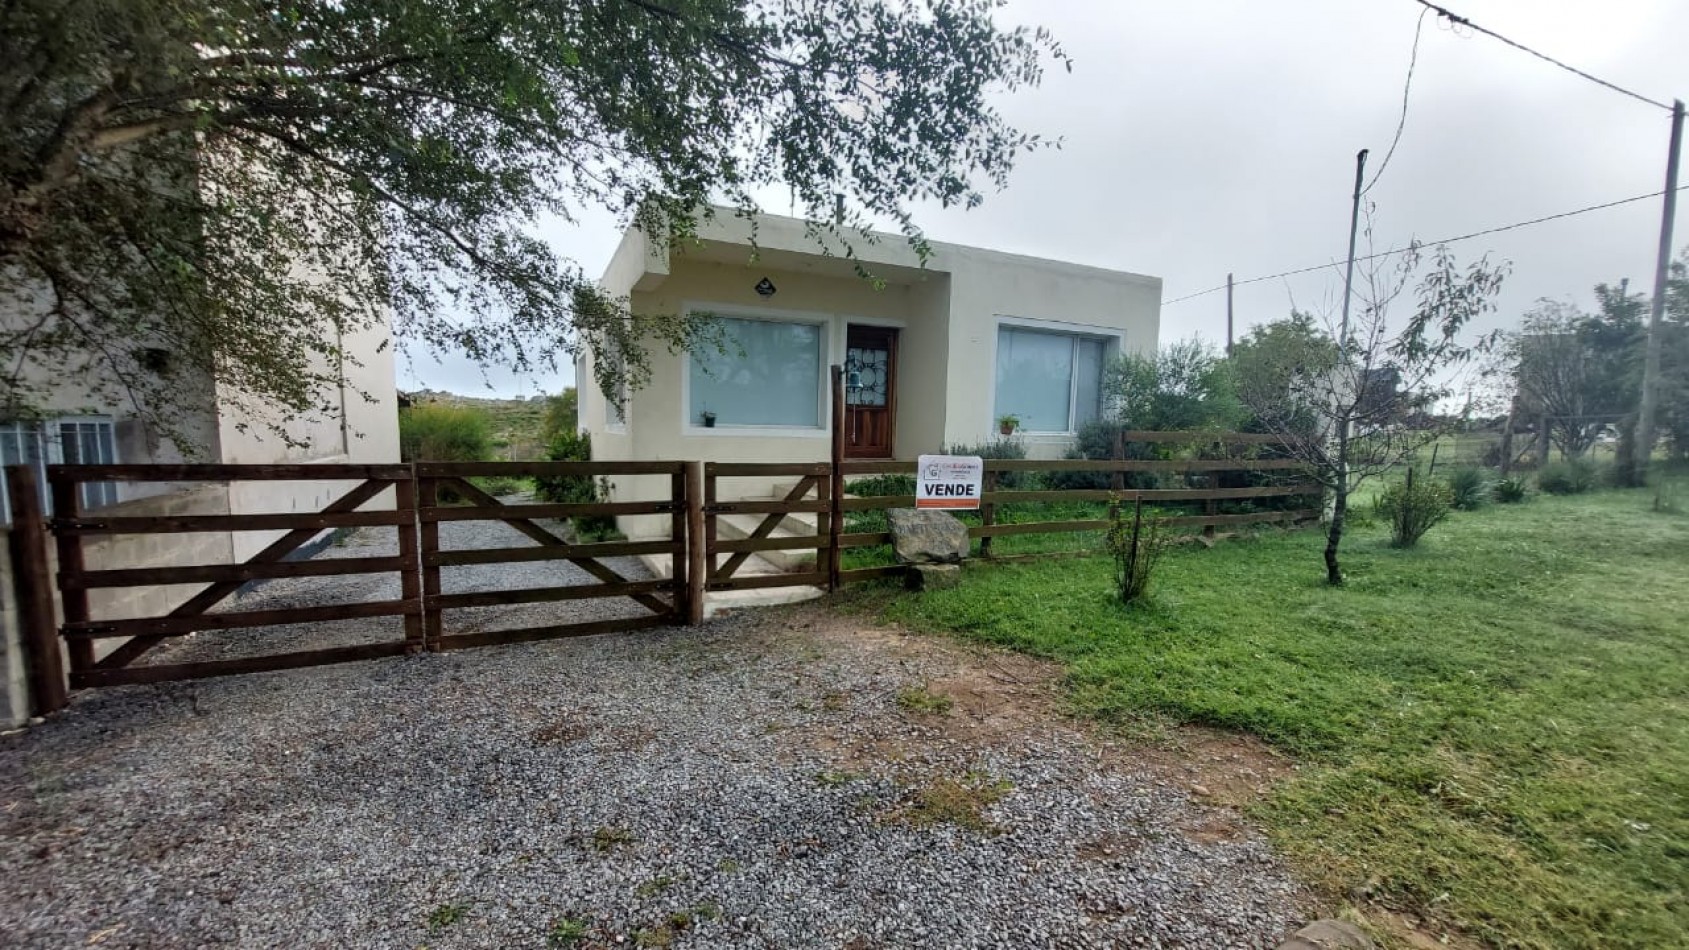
[916,454,985,510]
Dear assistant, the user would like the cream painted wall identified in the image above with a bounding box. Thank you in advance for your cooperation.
[584,211,1163,532]
[939,249,1162,458]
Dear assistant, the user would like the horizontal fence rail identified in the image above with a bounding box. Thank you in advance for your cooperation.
[9,436,1321,709]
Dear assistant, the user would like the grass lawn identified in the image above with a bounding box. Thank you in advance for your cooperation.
[840,489,1689,949]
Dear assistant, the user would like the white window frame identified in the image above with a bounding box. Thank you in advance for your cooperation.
[0,415,119,524]
[990,316,1123,437]
[680,303,833,439]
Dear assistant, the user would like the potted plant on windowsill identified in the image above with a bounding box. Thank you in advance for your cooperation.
[997,414,1019,437]
[700,410,717,428]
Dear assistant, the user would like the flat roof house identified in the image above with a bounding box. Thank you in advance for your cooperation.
[577,211,1162,540]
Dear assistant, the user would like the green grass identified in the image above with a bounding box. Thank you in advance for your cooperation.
[841,489,1689,949]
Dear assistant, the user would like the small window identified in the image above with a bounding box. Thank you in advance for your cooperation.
[994,326,1110,434]
[600,352,627,431]
[0,417,118,524]
[688,316,824,428]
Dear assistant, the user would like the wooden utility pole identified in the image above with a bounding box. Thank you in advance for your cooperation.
[1338,150,1369,350]
[1225,273,1235,356]
[1636,99,1685,482]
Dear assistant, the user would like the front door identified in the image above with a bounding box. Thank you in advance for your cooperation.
[844,325,898,459]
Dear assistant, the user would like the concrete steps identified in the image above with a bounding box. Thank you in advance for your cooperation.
[714,511,820,573]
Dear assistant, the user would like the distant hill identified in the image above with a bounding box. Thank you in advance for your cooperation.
[402,390,553,460]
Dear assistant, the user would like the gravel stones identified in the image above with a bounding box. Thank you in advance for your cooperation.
[1,566,1309,948]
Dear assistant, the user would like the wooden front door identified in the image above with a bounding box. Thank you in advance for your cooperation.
[844,325,898,459]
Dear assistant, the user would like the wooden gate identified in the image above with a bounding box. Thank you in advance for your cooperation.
[699,462,832,594]
[40,464,422,689]
[415,461,688,649]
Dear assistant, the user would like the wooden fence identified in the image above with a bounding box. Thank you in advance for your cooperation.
[6,437,1318,715]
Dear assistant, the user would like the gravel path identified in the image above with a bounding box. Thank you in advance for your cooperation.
[136,506,658,665]
[3,533,1312,949]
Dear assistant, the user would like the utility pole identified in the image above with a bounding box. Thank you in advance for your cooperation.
[1225,273,1235,356]
[1338,150,1369,350]
[1636,99,1684,483]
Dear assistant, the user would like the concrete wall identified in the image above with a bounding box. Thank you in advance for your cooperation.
[586,210,1163,482]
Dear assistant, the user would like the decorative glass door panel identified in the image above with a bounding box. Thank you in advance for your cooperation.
[843,326,898,458]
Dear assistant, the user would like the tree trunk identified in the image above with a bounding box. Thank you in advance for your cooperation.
[1326,420,1351,586]
[1536,413,1551,466]
[1498,408,1516,477]
[1324,485,1347,586]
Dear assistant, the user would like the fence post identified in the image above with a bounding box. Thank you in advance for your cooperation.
[828,365,845,592]
[6,465,66,716]
[416,471,442,650]
[671,465,688,625]
[395,467,425,653]
[47,474,94,675]
[979,469,997,558]
[685,461,706,625]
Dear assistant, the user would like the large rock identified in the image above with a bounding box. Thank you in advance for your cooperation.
[887,508,969,565]
[904,563,962,592]
[1277,920,1374,950]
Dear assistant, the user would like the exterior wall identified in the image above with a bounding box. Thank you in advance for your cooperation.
[215,312,401,561]
[939,249,1162,458]
[589,253,947,538]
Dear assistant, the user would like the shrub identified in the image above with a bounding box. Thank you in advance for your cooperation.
[399,404,492,462]
[1494,476,1529,504]
[943,438,1038,489]
[846,473,915,497]
[1105,495,1166,604]
[1374,470,1453,548]
[533,430,620,540]
[1044,420,1166,492]
[1444,466,1492,510]
[1538,457,1601,495]
[470,475,529,497]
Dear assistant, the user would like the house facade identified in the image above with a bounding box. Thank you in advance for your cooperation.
[0,298,399,726]
[577,211,1162,537]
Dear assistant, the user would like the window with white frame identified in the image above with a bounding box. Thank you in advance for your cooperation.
[0,417,118,524]
[688,315,824,428]
[993,325,1110,434]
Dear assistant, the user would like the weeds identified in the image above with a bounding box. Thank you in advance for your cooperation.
[546,918,588,948]
[894,771,1013,833]
[1105,494,1165,604]
[895,684,953,714]
[590,826,636,853]
[1373,468,1453,548]
[426,903,467,930]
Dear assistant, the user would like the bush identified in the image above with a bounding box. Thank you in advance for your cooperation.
[1374,470,1453,548]
[846,473,915,497]
[1494,476,1529,504]
[1444,466,1492,510]
[943,438,1038,489]
[399,404,492,462]
[470,475,529,498]
[1105,496,1166,604]
[533,429,620,539]
[1538,458,1601,495]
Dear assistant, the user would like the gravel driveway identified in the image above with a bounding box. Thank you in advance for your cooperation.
[2,523,1311,948]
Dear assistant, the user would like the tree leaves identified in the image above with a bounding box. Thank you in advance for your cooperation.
[1,0,1063,449]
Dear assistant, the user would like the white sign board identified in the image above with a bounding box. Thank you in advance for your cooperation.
[916,454,985,510]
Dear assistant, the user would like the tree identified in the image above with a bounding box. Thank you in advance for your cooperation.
[1504,299,1631,460]
[1233,243,1508,585]
[541,387,579,443]
[1,0,1064,449]
[1104,337,1244,432]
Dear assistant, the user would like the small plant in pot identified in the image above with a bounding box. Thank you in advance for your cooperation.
[997,414,1019,437]
[700,410,717,428]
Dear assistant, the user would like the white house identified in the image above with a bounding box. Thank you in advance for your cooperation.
[577,211,1162,538]
[0,292,399,726]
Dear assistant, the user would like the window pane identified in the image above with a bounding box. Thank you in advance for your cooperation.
[690,318,822,427]
[995,328,1076,432]
[1073,338,1106,428]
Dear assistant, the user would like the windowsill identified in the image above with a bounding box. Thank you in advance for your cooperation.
[683,424,830,439]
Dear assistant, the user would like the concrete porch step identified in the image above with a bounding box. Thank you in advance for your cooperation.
[637,548,823,619]
[714,512,822,572]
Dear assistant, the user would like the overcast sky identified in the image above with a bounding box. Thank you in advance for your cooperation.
[399,0,1689,397]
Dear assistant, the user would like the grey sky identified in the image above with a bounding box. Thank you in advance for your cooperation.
[399,0,1689,398]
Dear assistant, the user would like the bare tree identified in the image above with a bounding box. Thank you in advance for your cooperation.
[1233,240,1507,585]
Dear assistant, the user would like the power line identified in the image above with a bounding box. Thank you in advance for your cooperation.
[1410,0,1672,111]
[1361,6,1430,196]
[1161,185,1689,306]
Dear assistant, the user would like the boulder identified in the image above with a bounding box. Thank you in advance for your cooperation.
[905,563,962,591]
[887,508,969,565]
[1277,920,1374,950]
